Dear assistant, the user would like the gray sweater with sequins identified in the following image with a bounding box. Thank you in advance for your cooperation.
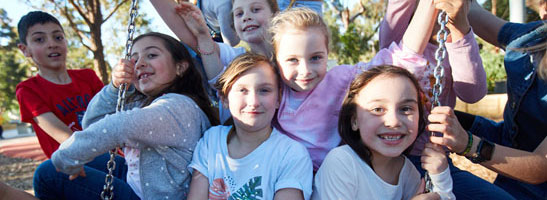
[51,84,211,199]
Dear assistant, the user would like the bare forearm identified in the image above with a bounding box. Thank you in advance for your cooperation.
[196,35,223,80]
[467,0,506,47]
[402,0,438,54]
[484,144,547,184]
[34,113,73,144]
[150,0,198,49]
[464,135,547,184]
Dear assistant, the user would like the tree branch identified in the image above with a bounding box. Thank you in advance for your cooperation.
[68,0,92,26]
[104,0,130,23]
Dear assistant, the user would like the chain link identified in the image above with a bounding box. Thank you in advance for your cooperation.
[424,10,449,194]
[101,0,139,199]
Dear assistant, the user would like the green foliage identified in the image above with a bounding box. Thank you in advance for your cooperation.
[229,176,263,200]
[478,38,506,92]
[325,0,384,65]
[482,0,541,22]
[0,9,31,113]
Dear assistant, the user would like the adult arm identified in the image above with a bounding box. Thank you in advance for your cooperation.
[428,106,547,184]
[379,0,416,49]
[467,0,506,48]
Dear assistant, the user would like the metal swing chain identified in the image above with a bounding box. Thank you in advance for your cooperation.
[101,0,138,199]
[424,10,449,193]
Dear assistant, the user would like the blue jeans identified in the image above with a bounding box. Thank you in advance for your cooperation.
[34,153,140,200]
[408,155,515,200]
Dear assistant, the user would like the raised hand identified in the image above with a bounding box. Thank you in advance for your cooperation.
[175,2,210,37]
[434,0,471,41]
[111,58,136,88]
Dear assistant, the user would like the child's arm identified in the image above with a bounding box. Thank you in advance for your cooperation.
[379,0,417,49]
[467,0,506,48]
[178,5,224,80]
[82,59,136,128]
[435,0,487,103]
[15,86,73,144]
[274,189,304,200]
[52,93,206,175]
[150,0,199,50]
[33,113,73,143]
[402,0,438,55]
[421,142,455,200]
[187,170,210,200]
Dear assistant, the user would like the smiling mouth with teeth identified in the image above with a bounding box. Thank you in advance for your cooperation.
[48,53,61,57]
[243,26,259,32]
[378,135,404,141]
[139,73,151,80]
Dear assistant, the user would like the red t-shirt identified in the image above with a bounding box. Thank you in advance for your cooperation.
[16,69,104,158]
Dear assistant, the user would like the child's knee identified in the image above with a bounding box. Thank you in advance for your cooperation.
[34,160,57,181]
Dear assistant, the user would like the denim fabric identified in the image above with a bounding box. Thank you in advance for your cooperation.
[408,155,515,200]
[495,22,547,151]
[469,21,547,199]
[34,153,139,200]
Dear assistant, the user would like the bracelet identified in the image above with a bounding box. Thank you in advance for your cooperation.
[197,44,215,56]
[457,131,473,156]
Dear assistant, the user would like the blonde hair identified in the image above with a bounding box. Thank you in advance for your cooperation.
[214,53,280,99]
[269,7,330,54]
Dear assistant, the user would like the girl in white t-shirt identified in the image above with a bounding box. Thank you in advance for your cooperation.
[313,65,455,200]
[188,53,313,200]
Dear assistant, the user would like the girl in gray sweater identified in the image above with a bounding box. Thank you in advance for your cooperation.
[33,32,219,200]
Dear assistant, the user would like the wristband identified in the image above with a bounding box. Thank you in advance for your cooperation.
[197,44,215,56]
[457,131,473,156]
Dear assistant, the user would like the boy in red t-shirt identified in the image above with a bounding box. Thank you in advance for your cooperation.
[16,11,104,158]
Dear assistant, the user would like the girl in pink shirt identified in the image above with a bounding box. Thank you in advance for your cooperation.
[269,0,439,171]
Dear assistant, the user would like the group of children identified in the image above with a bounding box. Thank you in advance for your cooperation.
[8,0,546,199]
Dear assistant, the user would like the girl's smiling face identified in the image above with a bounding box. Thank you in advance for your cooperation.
[227,62,279,133]
[275,27,328,92]
[352,74,420,159]
[132,36,185,96]
[232,0,274,44]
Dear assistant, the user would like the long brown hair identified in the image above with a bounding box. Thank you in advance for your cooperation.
[130,32,219,126]
[338,65,426,168]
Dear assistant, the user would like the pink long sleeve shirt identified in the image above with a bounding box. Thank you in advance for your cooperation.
[274,42,428,170]
[379,0,487,155]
